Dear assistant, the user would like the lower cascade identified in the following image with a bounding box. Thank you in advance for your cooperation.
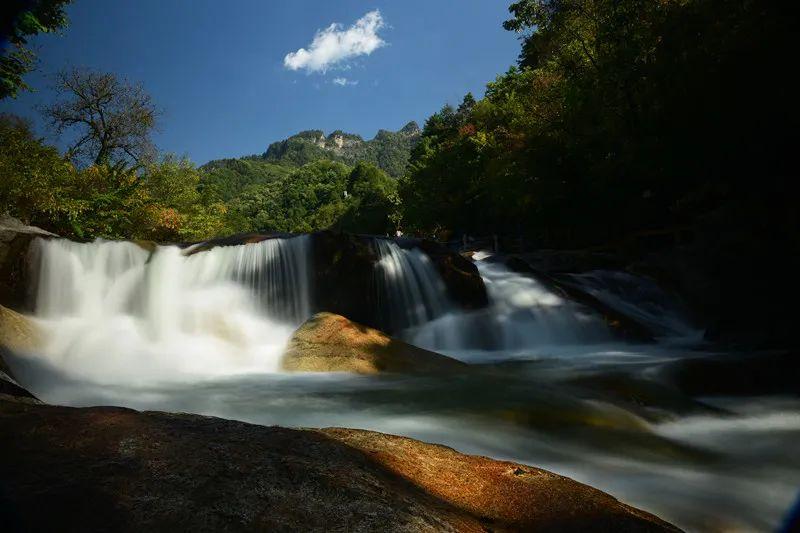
[406,256,612,353]
[3,234,796,532]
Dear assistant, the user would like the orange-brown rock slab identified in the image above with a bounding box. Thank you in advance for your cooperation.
[321,428,680,531]
[0,400,679,532]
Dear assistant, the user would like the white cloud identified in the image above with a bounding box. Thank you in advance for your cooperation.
[284,10,386,73]
[332,77,358,86]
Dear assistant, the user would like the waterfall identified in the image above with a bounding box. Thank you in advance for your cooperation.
[27,237,313,382]
[23,236,680,382]
[406,253,611,353]
[371,239,451,332]
[182,236,312,323]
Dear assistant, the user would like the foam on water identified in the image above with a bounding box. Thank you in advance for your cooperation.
[406,254,610,353]
[28,237,312,383]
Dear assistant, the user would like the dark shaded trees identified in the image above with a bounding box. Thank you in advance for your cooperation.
[0,0,70,99]
[401,0,796,247]
[336,162,398,234]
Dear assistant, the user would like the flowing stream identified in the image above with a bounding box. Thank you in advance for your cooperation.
[7,237,799,532]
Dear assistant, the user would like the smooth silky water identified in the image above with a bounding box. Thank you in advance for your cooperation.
[8,238,799,532]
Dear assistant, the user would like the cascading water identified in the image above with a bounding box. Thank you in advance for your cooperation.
[406,252,611,354]
[27,236,313,383]
[9,239,797,531]
[182,236,312,323]
[371,239,451,332]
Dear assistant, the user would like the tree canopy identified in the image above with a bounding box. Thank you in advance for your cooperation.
[399,0,794,247]
[43,68,159,166]
[0,0,71,99]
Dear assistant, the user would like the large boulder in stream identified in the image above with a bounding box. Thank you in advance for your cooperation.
[281,312,467,374]
[0,398,678,532]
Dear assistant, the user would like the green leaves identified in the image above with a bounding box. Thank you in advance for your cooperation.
[0,1,71,99]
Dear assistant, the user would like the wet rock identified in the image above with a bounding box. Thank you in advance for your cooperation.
[309,231,487,333]
[310,230,382,330]
[411,239,488,310]
[0,216,54,310]
[565,372,722,420]
[0,400,679,532]
[281,312,467,374]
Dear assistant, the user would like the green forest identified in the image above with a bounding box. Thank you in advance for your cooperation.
[1,0,794,254]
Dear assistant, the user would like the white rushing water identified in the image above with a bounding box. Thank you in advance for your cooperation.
[407,253,611,355]
[28,237,312,383]
[372,239,451,332]
[10,238,799,532]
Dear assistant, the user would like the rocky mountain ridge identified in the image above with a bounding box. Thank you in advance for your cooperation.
[261,121,421,177]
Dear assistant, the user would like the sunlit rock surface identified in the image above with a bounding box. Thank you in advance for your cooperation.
[0,399,679,532]
[0,305,41,401]
[281,312,467,374]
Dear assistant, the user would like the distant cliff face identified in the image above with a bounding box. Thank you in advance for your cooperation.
[263,122,421,178]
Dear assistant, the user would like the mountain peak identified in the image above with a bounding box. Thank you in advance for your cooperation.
[261,122,422,177]
[400,121,420,134]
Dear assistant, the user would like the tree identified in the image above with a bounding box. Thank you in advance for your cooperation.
[336,162,398,234]
[43,68,159,166]
[139,155,230,241]
[0,113,77,228]
[0,0,70,99]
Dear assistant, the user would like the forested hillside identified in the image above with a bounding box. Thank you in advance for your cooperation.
[400,0,793,249]
[261,122,420,178]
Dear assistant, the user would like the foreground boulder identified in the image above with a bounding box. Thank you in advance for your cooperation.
[281,312,467,374]
[0,400,678,532]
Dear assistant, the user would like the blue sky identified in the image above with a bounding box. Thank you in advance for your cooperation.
[0,1,521,164]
